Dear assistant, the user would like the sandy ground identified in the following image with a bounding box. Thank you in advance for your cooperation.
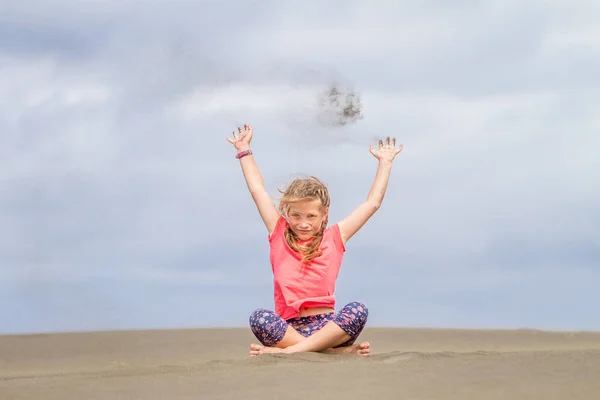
[1,327,600,399]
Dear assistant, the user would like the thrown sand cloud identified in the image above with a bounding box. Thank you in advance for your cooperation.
[315,82,364,127]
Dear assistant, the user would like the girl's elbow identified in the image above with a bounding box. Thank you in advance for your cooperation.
[368,200,382,211]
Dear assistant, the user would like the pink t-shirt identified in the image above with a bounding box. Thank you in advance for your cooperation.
[268,215,346,320]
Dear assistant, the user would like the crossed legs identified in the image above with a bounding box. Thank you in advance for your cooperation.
[248,302,370,356]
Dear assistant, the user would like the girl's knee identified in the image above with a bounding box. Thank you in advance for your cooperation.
[342,301,369,320]
[248,308,287,347]
[334,301,369,337]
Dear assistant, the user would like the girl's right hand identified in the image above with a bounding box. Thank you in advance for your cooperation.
[226,124,253,151]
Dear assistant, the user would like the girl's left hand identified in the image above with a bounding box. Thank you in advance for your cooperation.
[369,136,403,162]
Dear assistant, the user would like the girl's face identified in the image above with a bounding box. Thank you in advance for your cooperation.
[286,199,328,240]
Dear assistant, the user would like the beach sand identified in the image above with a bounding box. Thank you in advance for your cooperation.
[1,327,599,399]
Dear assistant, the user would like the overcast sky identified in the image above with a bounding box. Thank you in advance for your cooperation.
[1,0,599,335]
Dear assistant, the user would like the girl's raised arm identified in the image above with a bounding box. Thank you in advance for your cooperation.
[337,137,403,244]
[227,124,280,235]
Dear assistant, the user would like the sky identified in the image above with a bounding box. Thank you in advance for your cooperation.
[1,0,599,335]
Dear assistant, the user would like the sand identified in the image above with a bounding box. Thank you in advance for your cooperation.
[1,326,600,399]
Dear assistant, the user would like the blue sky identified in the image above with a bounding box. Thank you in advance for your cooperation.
[1,0,599,334]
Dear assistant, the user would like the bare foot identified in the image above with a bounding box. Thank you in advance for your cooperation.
[249,343,286,356]
[249,342,371,357]
[323,342,371,357]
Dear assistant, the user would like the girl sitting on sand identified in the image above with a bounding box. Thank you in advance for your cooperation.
[226,124,403,357]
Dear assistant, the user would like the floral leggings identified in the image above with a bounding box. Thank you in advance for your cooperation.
[249,301,369,347]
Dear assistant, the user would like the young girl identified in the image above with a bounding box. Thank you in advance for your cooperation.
[226,124,403,357]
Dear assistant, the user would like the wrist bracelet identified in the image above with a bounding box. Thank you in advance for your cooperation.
[236,149,252,159]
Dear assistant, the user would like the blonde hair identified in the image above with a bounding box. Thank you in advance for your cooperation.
[278,176,330,264]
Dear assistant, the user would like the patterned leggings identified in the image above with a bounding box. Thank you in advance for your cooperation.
[249,301,369,347]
